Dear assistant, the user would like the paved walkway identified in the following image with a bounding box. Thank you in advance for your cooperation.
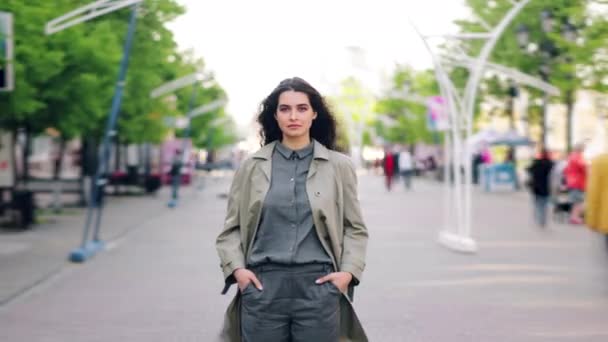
[0,186,177,306]
[1,172,607,341]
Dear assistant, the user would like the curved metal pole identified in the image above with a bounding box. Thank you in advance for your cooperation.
[410,21,465,238]
[69,4,140,262]
[461,0,532,238]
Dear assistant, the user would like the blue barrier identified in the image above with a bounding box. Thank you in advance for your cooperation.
[481,163,517,192]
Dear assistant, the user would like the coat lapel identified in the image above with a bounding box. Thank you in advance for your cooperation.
[307,140,330,180]
[252,141,277,181]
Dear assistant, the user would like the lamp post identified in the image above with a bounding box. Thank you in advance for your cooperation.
[507,81,519,130]
[46,0,144,263]
[167,97,226,208]
[515,10,578,150]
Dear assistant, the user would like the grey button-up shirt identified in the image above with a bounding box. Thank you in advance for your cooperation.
[248,142,332,266]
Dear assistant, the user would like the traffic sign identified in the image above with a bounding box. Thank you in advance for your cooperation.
[0,11,14,92]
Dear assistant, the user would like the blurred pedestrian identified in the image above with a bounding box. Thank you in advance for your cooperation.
[167,149,182,208]
[585,152,608,246]
[382,147,396,191]
[481,145,493,164]
[564,143,587,224]
[472,151,483,185]
[398,146,414,190]
[505,146,520,189]
[526,148,554,227]
[215,77,368,342]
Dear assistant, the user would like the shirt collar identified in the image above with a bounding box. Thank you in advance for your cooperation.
[253,139,329,161]
[276,141,314,160]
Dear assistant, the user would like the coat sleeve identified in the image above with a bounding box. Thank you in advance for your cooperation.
[215,160,249,289]
[339,157,369,285]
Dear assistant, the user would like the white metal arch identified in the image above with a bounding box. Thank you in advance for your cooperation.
[410,0,533,253]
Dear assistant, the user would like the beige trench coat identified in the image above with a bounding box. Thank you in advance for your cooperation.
[215,140,369,341]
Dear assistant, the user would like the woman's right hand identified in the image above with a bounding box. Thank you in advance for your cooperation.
[233,268,263,292]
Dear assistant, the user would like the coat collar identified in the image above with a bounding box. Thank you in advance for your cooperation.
[252,139,329,161]
[252,139,329,180]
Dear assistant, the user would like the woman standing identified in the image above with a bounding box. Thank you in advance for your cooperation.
[216,77,369,342]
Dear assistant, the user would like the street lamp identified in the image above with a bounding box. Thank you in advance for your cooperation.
[514,9,578,151]
[516,24,529,49]
[540,10,554,33]
[562,21,578,42]
[46,0,144,263]
[507,81,519,130]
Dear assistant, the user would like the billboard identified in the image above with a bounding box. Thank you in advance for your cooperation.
[426,96,450,131]
[0,11,14,92]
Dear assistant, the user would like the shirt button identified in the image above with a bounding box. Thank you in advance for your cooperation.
[291,223,296,228]
[290,178,294,182]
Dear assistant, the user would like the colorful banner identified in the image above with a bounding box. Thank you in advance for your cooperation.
[426,96,449,131]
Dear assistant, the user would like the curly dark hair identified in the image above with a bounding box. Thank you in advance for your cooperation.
[257,77,337,150]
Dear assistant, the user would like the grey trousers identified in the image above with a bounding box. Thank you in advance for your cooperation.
[240,263,340,342]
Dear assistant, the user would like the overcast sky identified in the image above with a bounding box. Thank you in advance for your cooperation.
[167,0,470,132]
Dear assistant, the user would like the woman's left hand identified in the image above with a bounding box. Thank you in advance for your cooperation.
[315,272,353,293]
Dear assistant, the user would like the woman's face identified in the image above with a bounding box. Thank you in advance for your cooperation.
[275,90,317,141]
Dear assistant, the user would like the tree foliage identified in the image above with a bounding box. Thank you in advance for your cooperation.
[453,0,608,110]
[329,77,375,151]
[0,0,230,148]
[374,66,439,145]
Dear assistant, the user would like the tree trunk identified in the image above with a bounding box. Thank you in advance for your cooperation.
[21,125,31,186]
[79,136,99,206]
[143,143,151,178]
[53,137,66,180]
[507,96,515,130]
[78,137,87,206]
[565,90,574,153]
[541,93,549,148]
[10,129,18,188]
[114,140,121,173]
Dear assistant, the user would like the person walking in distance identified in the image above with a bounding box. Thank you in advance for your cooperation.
[564,143,587,224]
[167,149,182,208]
[398,146,415,190]
[526,148,554,227]
[215,77,369,342]
[382,146,396,191]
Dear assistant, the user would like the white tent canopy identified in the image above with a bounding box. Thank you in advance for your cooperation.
[467,129,534,153]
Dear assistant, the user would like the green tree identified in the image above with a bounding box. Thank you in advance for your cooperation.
[115,0,189,144]
[330,77,375,152]
[454,0,608,148]
[0,0,118,181]
[0,1,230,180]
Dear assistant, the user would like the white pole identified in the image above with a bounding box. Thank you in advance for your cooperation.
[410,20,467,246]
[443,131,452,231]
[461,0,532,243]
